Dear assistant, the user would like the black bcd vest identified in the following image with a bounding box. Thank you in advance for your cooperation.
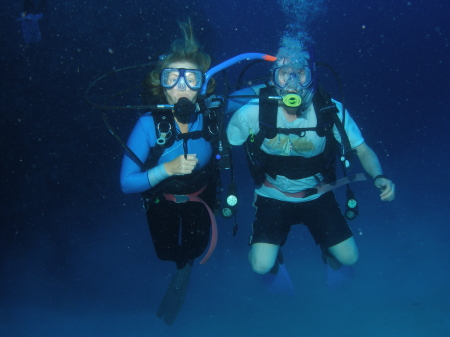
[244,85,353,185]
[141,100,222,198]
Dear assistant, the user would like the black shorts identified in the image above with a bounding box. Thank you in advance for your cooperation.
[250,191,353,248]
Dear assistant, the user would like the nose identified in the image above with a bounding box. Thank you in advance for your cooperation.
[285,73,298,86]
[177,77,186,90]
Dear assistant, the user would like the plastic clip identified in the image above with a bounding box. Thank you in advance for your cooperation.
[156,123,172,145]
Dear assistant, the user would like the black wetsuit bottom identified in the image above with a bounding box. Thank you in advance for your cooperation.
[145,180,217,269]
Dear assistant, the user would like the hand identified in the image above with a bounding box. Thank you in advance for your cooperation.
[164,154,198,176]
[375,178,395,202]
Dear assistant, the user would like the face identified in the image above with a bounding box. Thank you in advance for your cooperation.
[163,61,200,105]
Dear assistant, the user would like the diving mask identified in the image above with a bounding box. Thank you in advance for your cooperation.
[273,66,313,91]
[161,68,204,90]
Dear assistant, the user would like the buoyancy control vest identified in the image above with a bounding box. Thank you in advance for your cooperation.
[142,98,224,197]
[244,85,353,185]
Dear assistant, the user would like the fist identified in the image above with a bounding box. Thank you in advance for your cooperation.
[165,154,198,176]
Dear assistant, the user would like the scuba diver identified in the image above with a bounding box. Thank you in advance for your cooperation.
[226,35,396,287]
[119,19,221,325]
[84,15,277,321]
[17,0,47,44]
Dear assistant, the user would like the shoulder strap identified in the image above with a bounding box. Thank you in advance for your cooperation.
[313,84,354,167]
[312,85,339,137]
[145,111,176,170]
[253,86,278,148]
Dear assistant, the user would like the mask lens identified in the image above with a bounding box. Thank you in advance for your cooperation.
[184,70,203,90]
[300,67,312,87]
[161,68,180,88]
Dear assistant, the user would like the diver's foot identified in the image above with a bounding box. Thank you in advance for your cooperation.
[156,262,193,325]
[173,263,192,289]
[327,256,343,270]
[262,250,295,295]
[320,246,342,270]
[326,264,354,290]
[269,261,279,274]
[269,249,284,274]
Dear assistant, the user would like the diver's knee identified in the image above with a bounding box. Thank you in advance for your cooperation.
[250,259,274,274]
[249,252,275,274]
[249,243,279,274]
[329,237,359,266]
[337,249,359,266]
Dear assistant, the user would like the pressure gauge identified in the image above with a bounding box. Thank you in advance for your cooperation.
[226,195,238,207]
[222,207,233,218]
[347,199,357,209]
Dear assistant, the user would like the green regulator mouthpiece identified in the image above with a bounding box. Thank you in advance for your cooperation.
[282,94,302,107]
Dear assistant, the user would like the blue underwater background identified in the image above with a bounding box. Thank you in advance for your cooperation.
[1,1,450,336]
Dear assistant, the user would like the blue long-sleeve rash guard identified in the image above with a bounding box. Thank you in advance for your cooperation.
[120,112,213,194]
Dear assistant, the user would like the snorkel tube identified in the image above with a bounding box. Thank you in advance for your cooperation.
[308,44,318,95]
[292,44,317,113]
[199,53,277,99]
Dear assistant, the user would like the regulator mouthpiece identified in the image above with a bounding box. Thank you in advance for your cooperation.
[174,97,199,124]
[282,94,302,107]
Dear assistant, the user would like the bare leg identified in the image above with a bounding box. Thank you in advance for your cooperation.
[326,236,359,270]
[248,243,280,274]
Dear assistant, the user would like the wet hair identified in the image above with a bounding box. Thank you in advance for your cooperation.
[274,34,311,69]
[143,18,215,102]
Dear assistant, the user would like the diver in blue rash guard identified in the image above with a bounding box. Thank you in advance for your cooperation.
[120,110,213,194]
[120,19,218,325]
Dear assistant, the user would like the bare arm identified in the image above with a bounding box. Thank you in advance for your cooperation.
[355,142,396,201]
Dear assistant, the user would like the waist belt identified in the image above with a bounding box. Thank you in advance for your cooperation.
[263,173,367,198]
[163,185,217,265]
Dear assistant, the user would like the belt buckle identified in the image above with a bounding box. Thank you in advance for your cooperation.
[174,194,189,203]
